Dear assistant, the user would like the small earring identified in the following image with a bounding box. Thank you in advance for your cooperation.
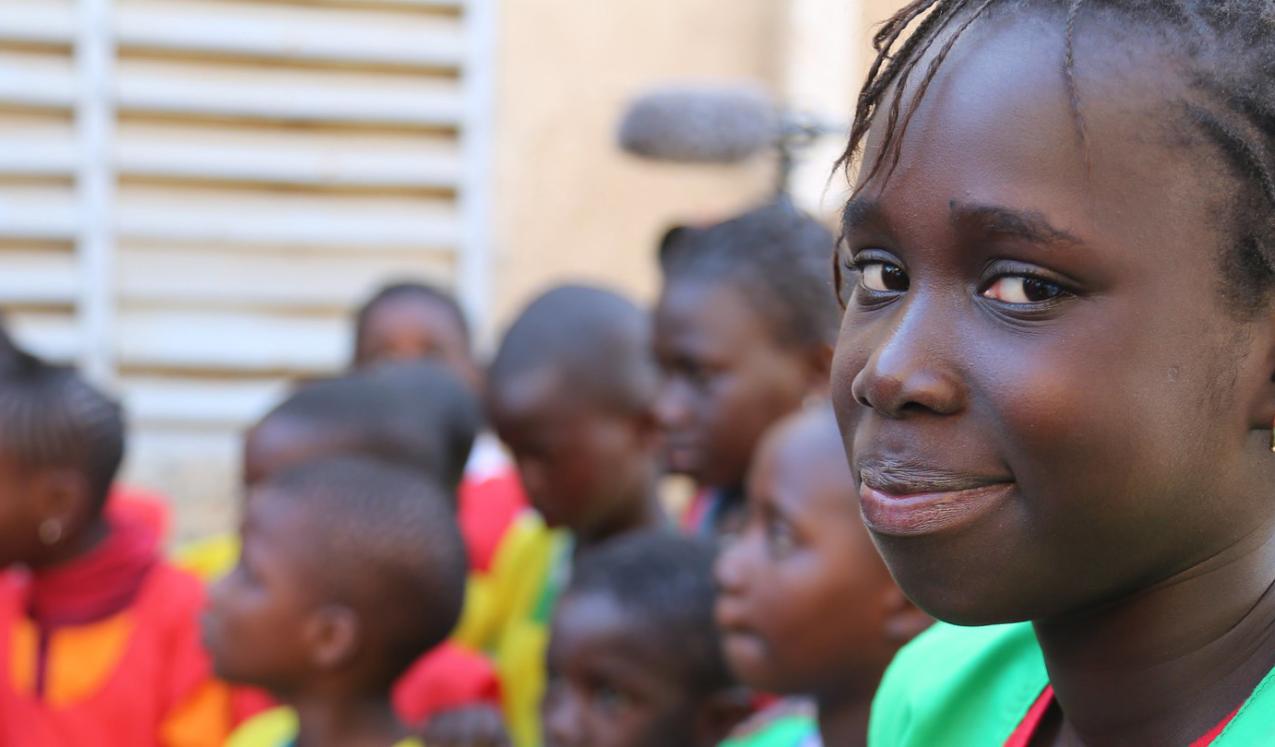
[38,519,62,546]
[1270,423,1275,453]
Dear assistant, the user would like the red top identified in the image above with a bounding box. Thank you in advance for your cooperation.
[393,642,503,727]
[1005,686,1241,747]
[457,469,528,574]
[0,510,232,747]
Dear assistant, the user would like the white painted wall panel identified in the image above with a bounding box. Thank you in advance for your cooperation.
[0,0,492,541]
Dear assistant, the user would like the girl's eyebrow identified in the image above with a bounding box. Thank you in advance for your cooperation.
[841,197,884,236]
[949,201,1083,249]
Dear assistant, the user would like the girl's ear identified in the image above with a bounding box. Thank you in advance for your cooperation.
[881,587,932,646]
[693,686,755,747]
[31,468,91,535]
[303,604,361,671]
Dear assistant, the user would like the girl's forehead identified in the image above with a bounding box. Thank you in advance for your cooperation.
[852,13,1226,261]
[858,10,1195,192]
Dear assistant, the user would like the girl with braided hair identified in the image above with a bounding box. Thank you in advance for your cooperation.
[0,353,233,746]
[832,1,1275,744]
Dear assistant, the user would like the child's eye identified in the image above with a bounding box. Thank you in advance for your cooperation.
[593,684,632,713]
[858,261,909,292]
[981,275,1066,304]
[765,519,799,557]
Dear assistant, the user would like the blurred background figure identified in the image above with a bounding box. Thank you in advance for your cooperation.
[715,405,930,747]
[0,0,897,542]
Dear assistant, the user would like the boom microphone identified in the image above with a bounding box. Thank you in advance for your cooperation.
[616,85,783,164]
[616,83,846,195]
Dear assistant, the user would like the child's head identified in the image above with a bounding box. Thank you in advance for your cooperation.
[203,457,467,698]
[654,200,840,492]
[244,363,480,492]
[0,319,24,375]
[715,404,927,700]
[831,2,1275,625]
[543,531,746,747]
[353,280,481,392]
[487,285,661,541]
[0,353,124,568]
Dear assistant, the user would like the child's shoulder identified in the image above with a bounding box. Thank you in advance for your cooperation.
[870,622,1047,747]
[138,559,208,611]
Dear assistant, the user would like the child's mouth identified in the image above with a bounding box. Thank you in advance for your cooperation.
[857,461,1015,537]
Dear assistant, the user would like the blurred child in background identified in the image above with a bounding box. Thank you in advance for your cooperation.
[716,405,929,747]
[653,201,839,536]
[468,284,668,747]
[205,457,467,747]
[184,363,503,731]
[353,280,483,393]
[542,530,750,747]
[0,350,232,746]
[353,281,528,631]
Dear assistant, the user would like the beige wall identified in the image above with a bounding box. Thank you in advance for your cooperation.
[487,0,907,337]
[488,0,786,335]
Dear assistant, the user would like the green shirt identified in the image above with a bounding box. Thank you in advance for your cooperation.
[870,622,1275,746]
[721,699,821,747]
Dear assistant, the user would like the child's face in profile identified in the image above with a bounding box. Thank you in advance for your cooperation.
[832,16,1275,625]
[202,489,317,690]
[716,411,899,695]
[355,296,480,391]
[543,592,703,747]
[654,279,813,491]
[490,369,653,539]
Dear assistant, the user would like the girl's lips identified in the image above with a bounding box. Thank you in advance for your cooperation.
[858,480,1015,537]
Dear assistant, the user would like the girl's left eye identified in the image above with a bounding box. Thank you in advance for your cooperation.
[981,275,1066,304]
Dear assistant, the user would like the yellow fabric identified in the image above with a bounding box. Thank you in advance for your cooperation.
[160,680,234,747]
[455,511,566,747]
[9,612,135,707]
[8,615,35,696]
[226,706,424,747]
[225,707,296,747]
[174,533,241,584]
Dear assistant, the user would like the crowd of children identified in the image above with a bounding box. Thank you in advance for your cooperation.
[0,193,883,747]
[8,2,1275,743]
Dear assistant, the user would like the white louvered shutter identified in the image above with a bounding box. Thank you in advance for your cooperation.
[0,0,494,538]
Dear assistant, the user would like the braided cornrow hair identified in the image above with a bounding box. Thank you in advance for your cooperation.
[834,0,1275,316]
[0,352,125,509]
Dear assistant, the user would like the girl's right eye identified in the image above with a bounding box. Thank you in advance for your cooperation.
[859,261,910,292]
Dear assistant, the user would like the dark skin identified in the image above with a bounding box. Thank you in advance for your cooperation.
[203,489,411,747]
[832,14,1275,746]
[354,294,483,394]
[715,407,927,747]
[543,591,743,747]
[240,417,505,744]
[242,416,344,489]
[654,278,828,506]
[488,366,665,551]
[0,453,111,571]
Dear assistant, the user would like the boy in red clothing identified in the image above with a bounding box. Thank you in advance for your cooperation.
[0,350,231,746]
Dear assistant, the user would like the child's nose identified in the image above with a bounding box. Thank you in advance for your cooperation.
[542,693,587,747]
[654,377,694,429]
[850,297,966,419]
[713,535,751,594]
